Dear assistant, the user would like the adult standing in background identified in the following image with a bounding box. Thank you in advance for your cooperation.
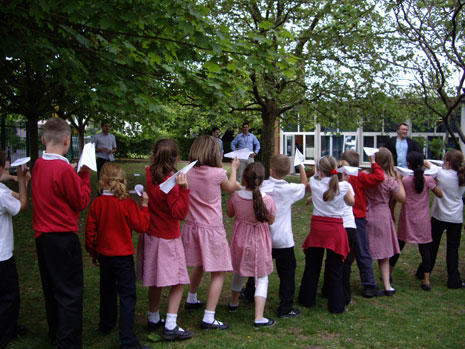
[385,123,421,167]
[212,127,224,158]
[93,121,117,179]
[231,121,260,183]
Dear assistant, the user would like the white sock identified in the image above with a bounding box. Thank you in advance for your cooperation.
[165,313,178,331]
[148,311,160,324]
[187,292,198,304]
[255,317,269,324]
[203,310,215,324]
[229,301,239,307]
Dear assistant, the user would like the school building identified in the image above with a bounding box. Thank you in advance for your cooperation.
[278,105,465,169]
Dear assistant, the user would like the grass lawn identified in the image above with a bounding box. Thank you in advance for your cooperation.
[7,160,465,348]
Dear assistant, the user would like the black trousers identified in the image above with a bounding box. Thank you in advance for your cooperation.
[96,158,109,179]
[299,247,344,314]
[417,217,463,288]
[389,240,432,273]
[99,255,139,347]
[272,247,297,315]
[36,233,83,349]
[0,256,20,349]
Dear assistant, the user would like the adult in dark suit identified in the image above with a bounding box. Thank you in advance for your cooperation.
[385,123,421,167]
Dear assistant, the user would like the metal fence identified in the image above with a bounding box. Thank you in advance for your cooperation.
[2,124,85,162]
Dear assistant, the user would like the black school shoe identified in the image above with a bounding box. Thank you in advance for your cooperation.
[184,300,205,311]
[200,320,231,330]
[162,326,194,341]
[147,318,165,331]
[278,309,301,318]
[254,318,276,329]
[363,286,384,298]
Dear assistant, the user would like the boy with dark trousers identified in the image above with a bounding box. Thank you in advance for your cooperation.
[31,118,91,348]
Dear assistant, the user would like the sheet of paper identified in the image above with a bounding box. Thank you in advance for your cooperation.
[363,147,379,158]
[294,148,305,167]
[427,159,443,166]
[134,173,141,177]
[77,143,97,172]
[337,166,359,176]
[108,154,114,162]
[424,167,439,177]
[135,184,144,196]
[224,148,253,160]
[395,166,413,177]
[10,157,30,167]
[159,160,198,194]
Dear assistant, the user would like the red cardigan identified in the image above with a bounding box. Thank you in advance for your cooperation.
[85,195,150,257]
[146,167,190,239]
[349,163,385,219]
[32,158,91,238]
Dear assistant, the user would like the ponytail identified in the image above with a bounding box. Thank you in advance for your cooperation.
[444,150,465,186]
[323,173,340,202]
[407,151,425,194]
[243,162,271,223]
[318,156,340,201]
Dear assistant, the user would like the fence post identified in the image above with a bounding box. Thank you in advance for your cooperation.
[1,114,5,150]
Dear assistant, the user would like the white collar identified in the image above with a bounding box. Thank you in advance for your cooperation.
[268,176,286,184]
[42,151,70,164]
[102,190,114,196]
[237,187,266,199]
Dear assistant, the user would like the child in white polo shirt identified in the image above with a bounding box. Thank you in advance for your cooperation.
[265,155,309,317]
[0,149,29,348]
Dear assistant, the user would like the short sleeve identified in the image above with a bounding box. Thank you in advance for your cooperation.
[264,195,277,218]
[288,183,306,202]
[425,175,437,191]
[216,168,227,185]
[0,190,21,217]
[387,177,400,194]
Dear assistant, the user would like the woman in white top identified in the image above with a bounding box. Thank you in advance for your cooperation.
[417,150,465,289]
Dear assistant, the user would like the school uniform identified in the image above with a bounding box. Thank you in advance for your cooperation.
[137,167,190,287]
[32,152,91,348]
[0,183,21,348]
[85,192,149,347]
[417,165,465,288]
[299,176,350,314]
[265,176,305,316]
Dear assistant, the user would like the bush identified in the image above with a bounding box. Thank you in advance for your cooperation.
[114,133,153,159]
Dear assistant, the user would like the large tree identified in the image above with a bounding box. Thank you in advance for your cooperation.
[388,0,465,150]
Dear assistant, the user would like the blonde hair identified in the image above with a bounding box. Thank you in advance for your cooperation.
[188,135,222,168]
[317,156,339,202]
[271,154,290,178]
[375,147,395,177]
[43,118,71,145]
[98,162,129,199]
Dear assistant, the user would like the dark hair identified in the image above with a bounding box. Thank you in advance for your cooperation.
[397,122,409,130]
[341,150,360,167]
[444,150,465,186]
[407,151,425,194]
[188,135,222,168]
[101,121,110,127]
[243,162,271,222]
[0,149,6,168]
[242,121,249,127]
[150,139,178,185]
[212,126,220,133]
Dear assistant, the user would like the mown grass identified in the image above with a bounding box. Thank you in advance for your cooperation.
[6,160,465,348]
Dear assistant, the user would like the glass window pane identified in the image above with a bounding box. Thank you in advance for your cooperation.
[332,135,344,160]
[295,135,304,153]
[285,135,293,156]
[321,135,331,157]
[377,135,390,148]
[305,135,315,160]
[344,135,356,152]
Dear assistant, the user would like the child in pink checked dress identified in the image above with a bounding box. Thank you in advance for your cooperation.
[181,135,241,330]
[227,162,277,328]
[365,147,405,296]
[137,139,193,341]
[389,151,442,291]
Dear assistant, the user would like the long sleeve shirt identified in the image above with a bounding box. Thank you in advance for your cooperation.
[85,194,150,257]
[231,132,260,154]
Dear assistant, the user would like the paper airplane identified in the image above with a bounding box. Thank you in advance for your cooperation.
[159,160,198,194]
[294,148,305,167]
[224,148,253,160]
[395,166,413,177]
[363,147,379,158]
[337,166,360,176]
[424,167,439,177]
[427,159,443,166]
[77,143,97,172]
[10,157,30,168]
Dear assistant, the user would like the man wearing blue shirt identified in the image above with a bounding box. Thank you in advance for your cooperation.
[385,123,420,167]
[231,121,261,183]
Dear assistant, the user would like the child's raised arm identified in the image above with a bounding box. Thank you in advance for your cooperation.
[222,157,242,193]
[299,165,311,192]
[16,165,29,211]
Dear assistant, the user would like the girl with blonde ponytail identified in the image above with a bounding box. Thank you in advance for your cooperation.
[227,162,277,328]
[299,155,354,314]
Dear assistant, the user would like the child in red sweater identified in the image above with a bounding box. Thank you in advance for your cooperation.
[137,139,193,341]
[31,118,91,348]
[85,162,150,349]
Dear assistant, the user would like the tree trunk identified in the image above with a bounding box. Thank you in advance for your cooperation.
[27,113,39,167]
[77,123,86,155]
[260,110,278,178]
